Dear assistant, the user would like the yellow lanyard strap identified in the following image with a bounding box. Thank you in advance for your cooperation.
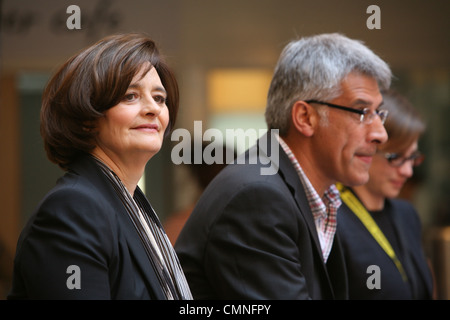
[336,183,408,282]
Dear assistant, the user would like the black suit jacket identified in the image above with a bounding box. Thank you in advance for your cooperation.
[337,196,433,299]
[175,132,348,299]
[8,155,166,299]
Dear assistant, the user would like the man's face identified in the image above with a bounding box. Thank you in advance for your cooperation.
[314,72,388,187]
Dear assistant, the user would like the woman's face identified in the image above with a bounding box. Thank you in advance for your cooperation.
[364,140,419,199]
[95,65,170,162]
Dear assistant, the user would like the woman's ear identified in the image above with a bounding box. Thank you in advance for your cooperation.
[290,101,318,137]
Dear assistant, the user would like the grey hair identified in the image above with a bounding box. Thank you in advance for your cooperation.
[265,33,392,135]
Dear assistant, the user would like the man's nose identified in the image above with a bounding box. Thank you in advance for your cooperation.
[368,116,388,145]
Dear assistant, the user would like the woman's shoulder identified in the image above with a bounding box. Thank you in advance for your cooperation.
[44,170,107,204]
[387,198,422,229]
[388,198,419,218]
[15,169,121,258]
[32,169,120,228]
[389,197,415,210]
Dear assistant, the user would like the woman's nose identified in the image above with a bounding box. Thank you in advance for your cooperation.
[398,160,414,178]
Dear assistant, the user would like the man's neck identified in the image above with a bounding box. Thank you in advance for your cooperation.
[280,134,332,197]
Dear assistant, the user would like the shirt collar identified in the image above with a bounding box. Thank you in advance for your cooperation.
[276,134,342,216]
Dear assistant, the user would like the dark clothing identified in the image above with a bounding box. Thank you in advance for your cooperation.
[337,193,433,299]
[175,132,348,299]
[9,155,167,299]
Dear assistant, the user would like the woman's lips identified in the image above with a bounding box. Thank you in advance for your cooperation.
[133,124,159,132]
[390,179,406,189]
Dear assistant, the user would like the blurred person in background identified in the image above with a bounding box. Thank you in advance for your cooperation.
[164,142,235,245]
[8,33,192,300]
[337,89,433,299]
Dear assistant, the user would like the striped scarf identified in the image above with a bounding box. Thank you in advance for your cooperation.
[92,156,192,300]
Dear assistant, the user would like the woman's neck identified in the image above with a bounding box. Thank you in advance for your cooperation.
[352,185,385,211]
[91,148,147,195]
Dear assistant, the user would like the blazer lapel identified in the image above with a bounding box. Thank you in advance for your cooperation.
[281,160,341,298]
[282,160,324,256]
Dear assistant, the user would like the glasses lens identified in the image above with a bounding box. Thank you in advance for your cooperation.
[378,110,388,124]
[362,109,388,124]
[385,153,403,166]
[385,152,424,167]
[412,153,425,167]
[361,108,371,123]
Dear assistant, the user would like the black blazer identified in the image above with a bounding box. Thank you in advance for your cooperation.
[175,132,348,299]
[8,155,166,299]
[337,196,433,299]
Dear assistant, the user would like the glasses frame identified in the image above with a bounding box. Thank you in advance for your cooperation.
[305,99,388,124]
[383,151,425,167]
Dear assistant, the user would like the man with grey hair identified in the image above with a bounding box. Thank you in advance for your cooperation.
[176,33,391,299]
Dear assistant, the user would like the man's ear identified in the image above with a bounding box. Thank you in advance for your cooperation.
[291,101,318,137]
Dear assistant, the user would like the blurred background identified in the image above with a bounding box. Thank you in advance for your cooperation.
[1,0,449,299]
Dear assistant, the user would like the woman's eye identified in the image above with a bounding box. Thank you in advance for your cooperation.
[123,93,138,102]
[154,95,167,104]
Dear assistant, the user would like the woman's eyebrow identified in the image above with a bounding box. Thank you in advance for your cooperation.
[127,81,142,90]
[154,86,167,95]
[127,82,167,97]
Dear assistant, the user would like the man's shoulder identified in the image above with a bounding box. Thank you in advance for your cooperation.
[203,158,287,200]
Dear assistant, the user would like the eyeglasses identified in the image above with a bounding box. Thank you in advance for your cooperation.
[305,100,389,125]
[382,151,425,167]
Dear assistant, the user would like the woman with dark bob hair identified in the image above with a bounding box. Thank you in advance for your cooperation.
[8,33,192,300]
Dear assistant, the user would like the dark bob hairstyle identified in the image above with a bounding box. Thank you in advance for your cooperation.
[41,33,179,170]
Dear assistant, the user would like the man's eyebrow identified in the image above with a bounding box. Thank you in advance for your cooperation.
[352,99,372,106]
[352,99,384,108]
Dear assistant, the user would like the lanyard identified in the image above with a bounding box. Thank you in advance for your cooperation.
[336,183,408,282]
